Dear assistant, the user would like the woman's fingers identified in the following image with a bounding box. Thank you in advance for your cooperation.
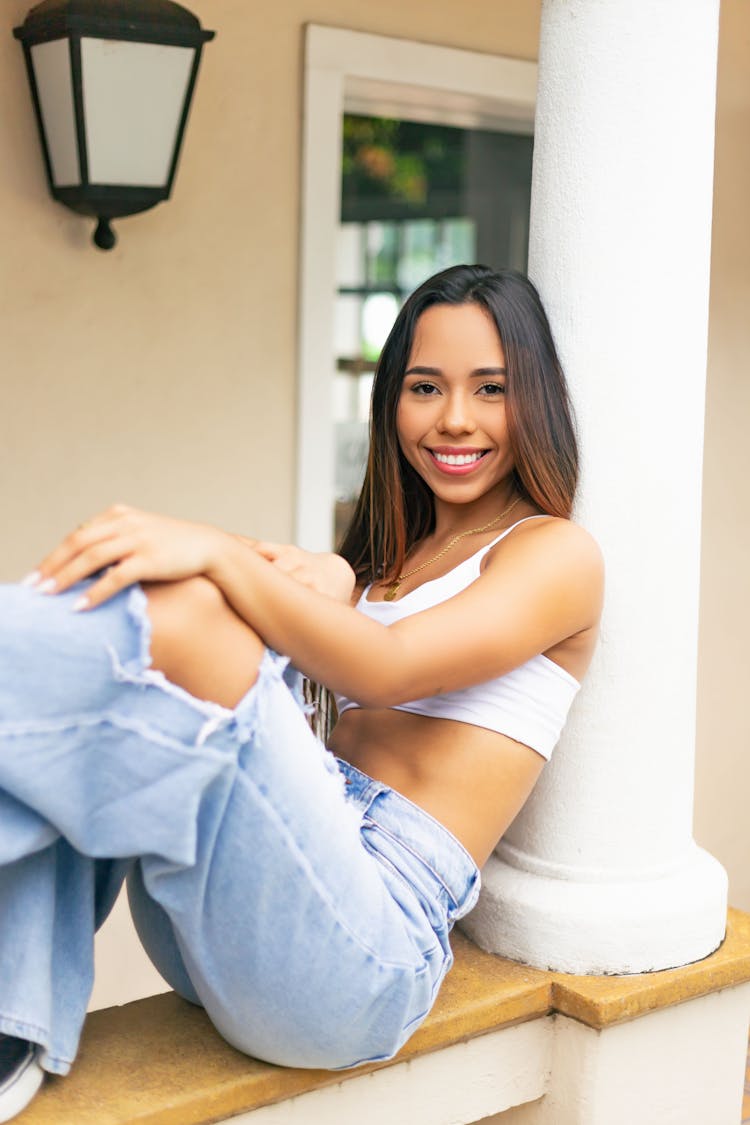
[73,559,143,611]
[233,535,259,552]
[32,519,126,590]
[33,506,131,580]
[254,543,309,575]
[24,504,142,601]
[252,541,284,562]
[248,544,353,599]
[49,537,138,597]
[24,505,228,609]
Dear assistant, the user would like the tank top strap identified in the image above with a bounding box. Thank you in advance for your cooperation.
[483,514,551,552]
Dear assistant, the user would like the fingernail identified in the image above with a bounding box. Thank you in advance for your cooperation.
[72,595,89,612]
[37,578,57,594]
[20,570,41,587]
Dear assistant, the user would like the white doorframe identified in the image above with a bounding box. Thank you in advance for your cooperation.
[295,25,537,550]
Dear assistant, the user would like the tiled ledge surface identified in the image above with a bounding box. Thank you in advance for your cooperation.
[19,908,750,1125]
[551,907,750,1029]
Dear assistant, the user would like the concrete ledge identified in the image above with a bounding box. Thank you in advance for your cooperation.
[18,909,750,1124]
[20,933,550,1125]
[549,906,750,1029]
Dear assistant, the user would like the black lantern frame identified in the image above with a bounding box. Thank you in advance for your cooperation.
[14,0,215,249]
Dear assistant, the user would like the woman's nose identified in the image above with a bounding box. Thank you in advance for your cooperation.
[437,395,476,435]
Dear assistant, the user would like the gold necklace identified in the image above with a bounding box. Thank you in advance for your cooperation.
[383,495,522,602]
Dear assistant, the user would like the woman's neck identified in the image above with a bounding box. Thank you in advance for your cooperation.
[430,488,522,541]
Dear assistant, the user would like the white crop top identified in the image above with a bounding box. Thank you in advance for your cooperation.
[334,517,580,760]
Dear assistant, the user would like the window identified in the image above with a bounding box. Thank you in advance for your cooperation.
[297,26,536,550]
[333,115,533,542]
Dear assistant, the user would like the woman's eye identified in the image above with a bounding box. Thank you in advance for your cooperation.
[479,383,506,396]
[411,382,440,396]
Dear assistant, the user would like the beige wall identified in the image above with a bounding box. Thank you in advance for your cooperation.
[0,0,539,581]
[695,0,750,912]
[1,0,540,1009]
[0,0,747,1008]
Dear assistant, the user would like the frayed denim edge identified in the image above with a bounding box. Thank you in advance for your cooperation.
[0,1014,72,1076]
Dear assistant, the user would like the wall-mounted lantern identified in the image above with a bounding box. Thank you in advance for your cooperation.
[13,0,215,249]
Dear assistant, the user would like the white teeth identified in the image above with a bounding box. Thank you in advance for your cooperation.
[433,451,485,466]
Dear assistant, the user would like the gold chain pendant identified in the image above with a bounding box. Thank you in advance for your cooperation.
[380,495,521,605]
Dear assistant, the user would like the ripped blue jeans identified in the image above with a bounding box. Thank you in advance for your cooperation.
[0,581,480,1074]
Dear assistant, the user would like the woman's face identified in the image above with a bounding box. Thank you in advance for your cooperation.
[396,302,515,508]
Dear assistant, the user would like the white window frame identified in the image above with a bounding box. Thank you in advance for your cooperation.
[296,24,537,550]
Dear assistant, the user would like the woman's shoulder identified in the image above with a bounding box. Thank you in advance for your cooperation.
[513,513,601,553]
[485,514,604,601]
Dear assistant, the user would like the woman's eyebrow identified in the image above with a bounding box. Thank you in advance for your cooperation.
[403,365,507,377]
[404,365,441,376]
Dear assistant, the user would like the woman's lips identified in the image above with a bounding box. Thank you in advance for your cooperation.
[426,449,490,476]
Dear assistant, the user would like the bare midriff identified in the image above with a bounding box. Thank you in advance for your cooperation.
[327,707,545,868]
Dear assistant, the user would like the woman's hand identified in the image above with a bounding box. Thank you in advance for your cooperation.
[27,504,230,610]
[246,541,355,603]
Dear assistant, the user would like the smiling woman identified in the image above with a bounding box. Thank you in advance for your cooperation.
[397,304,514,507]
[0,264,601,1122]
[333,267,597,858]
[339,267,579,589]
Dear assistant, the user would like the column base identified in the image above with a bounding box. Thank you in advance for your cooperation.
[461,841,728,974]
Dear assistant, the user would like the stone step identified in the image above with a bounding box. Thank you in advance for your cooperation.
[18,909,750,1124]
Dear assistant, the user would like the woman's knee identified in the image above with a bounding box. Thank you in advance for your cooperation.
[144,575,226,624]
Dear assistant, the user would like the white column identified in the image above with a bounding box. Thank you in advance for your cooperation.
[462,0,728,973]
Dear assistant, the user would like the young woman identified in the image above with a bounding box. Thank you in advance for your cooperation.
[0,265,602,1122]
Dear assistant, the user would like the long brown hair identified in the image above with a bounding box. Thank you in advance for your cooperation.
[338,265,578,585]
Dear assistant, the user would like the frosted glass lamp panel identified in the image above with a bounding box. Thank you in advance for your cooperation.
[81,38,194,186]
[31,39,79,186]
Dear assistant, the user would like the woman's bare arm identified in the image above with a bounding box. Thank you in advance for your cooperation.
[233,537,356,602]
[208,517,602,704]
[32,506,602,707]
